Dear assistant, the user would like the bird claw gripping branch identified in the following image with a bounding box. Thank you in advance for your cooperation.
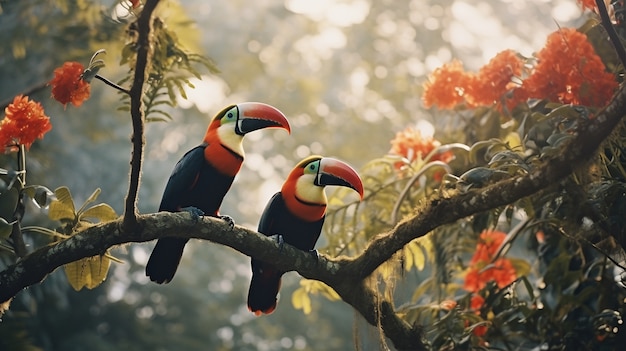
[270,234,285,252]
[180,206,204,223]
[219,214,235,229]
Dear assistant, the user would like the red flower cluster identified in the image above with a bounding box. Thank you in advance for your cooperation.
[49,61,91,108]
[513,28,617,108]
[423,28,617,110]
[390,127,454,165]
[422,60,470,110]
[470,294,488,337]
[466,50,524,108]
[0,95,52,151]
[463,229,517,293]
[461,230,517,338]
[423,50,523,109]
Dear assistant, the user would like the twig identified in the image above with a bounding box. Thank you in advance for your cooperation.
[94,74,130,95]
[123,0,160,232]
[9,145,27,257]
[390,161,452,225]
[596,0,626,68]
[0,81,49,110]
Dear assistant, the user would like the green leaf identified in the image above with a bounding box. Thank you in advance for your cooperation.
[509,258,531,278]
[22,185,53,208]
[0,187,19,221]
[0,217,13,239]
[76,188,101,214]
[80,203,118,223]
[64,254,111,291]
[291,286,312,315]
[404,238,427,271]
[48,187,76,222]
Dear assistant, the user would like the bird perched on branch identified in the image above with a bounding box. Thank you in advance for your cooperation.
[146,102,291,284]
[247,155,364,315]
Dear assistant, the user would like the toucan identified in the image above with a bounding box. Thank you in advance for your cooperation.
[146,102,291,284]
[247,155,364,315]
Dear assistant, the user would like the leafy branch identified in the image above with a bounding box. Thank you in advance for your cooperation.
[0,77,624,350]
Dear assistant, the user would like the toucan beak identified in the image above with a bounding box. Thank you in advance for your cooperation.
[235,102,291,135]
[315,158,364,199]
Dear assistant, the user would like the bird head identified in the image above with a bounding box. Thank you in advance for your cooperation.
[283,156,364,209]
[204,102,291,155]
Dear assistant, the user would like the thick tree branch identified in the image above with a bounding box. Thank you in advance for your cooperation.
[123,0,160,231]
[0,211,427,350]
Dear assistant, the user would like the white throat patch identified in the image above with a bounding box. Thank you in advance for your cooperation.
[295,174,327,204]
[217,123,245,156]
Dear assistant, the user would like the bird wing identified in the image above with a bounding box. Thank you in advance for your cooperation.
[158,145,206,212]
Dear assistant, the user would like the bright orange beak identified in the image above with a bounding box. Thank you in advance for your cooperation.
[235,102,291,135]
[316,157,364,199]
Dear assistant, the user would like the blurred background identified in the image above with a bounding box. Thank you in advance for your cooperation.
[0,0,586,350]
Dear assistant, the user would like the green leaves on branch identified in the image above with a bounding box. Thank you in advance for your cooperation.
[118,16,218,122]
[48,186,119,291]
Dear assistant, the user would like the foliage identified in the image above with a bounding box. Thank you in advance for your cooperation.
[1,0,626,351]
[48,186,119,290]
[118,14,219,122]
[302,6,626,350]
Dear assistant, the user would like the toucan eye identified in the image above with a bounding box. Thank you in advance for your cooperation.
[221,106,238,124]
[304,160,320,174]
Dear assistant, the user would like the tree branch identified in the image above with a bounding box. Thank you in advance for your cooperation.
[0,82,624,349]
[0,211,429,350]
[343,82,626,279]
[123,0,160,231]
[596,0,626,68]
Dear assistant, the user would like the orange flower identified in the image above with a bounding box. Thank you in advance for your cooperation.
[517,28,617,108]
[49,61,91,107]
[0,95,52,151]
[578,0,613,13]
[467,294,488,336]
[470,229,506,265]
[470,294,485,310]
[466,50,523,108]
[577,0,598,11]
[389,127,454,177]
[422,60,473,109]
[463,230,517,293]
[390,127,454,164]
[472,322,488,337]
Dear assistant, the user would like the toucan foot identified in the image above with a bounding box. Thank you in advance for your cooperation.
[181,206,204,223]
[270,234,284,252]
[219,214,235,229]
